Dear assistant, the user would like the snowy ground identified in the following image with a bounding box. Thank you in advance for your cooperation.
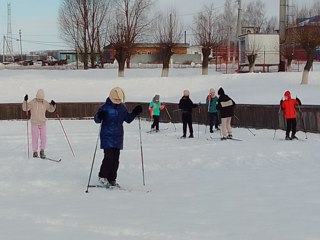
[0,63,320,105]
[1,119,320,240]
[1,66,320,239]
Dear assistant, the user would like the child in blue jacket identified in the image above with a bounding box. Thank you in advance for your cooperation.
[94,87,142,187]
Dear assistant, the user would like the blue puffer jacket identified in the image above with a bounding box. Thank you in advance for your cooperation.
[94,98,137,150]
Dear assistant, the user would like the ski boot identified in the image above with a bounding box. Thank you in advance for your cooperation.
[40,150,46,159]
[33,152,38,158]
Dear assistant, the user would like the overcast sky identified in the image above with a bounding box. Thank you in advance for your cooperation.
[0,0,316,53]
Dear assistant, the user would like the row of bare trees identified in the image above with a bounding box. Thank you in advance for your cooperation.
[58,0,320,83]
[59,0,280,77]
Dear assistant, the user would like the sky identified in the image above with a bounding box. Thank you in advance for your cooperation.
[0,0,315,53]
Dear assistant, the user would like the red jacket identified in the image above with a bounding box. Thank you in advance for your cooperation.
[280,91,301,119]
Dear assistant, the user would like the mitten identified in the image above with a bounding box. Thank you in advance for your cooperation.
[132,105,143,115]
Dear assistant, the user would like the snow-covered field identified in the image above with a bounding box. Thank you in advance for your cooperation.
[0,63,320,104]
[1,66,320,239]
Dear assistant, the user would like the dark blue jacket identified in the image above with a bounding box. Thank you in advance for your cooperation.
[94,98,137,150]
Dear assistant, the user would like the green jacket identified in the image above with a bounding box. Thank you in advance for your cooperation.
[206,95,218,113]
[149,101,162,116]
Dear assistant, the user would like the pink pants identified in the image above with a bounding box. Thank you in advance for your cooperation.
[31,123,47,152]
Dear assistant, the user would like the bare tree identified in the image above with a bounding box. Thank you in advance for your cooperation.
[222,0,237,63]
[193,4,222,75]
[289,3,320,84]
[59,0,110,70]
[242,0,267,33]
[88,0,110,68]
[154,10,183,77]
[108,0,152,77]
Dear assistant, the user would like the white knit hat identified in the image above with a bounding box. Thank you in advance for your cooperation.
[36,89,45,100]
[109,87,125,104]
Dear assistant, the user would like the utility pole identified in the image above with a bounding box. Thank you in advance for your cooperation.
[6,3,13,62]
[235,0,242,66]
[19,30,23,61]
[279,0,287,71]
[236,0,242,38]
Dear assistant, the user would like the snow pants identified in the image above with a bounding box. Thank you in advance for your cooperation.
[207,112,219,131]
[31,123,47,153]
[99,148,120,183]
[221,117,232,137]
[286,118,297,137]
[151,115,160,130]
[182,111,193,137]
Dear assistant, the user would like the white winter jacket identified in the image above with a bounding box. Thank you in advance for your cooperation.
[22,99,56,125]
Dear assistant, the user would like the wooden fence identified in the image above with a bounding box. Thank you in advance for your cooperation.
[1,102,319,133]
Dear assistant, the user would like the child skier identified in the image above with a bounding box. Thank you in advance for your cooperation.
[206,88,219,133]
[22,89,56,158]
[149,94,165,132]
[178,90,199,138]
[216,87,236,140]
[94,87,142,187]
[280,90,302,140]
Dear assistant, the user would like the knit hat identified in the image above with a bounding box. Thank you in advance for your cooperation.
[217,87,225,96]
[109,87,125,104]
[284,90,291,99]
[36,89,45,100]
[209,88,215,94]
[153,94,160,102]
[183,89,190,96]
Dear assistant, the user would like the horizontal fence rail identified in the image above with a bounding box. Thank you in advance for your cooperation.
[1,102,319,133]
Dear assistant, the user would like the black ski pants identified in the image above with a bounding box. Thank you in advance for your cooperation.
[182,111,193,137]
[207,112,219,131]
[286,118,297,137]
[99,148,120,183]
[151,115,160,130]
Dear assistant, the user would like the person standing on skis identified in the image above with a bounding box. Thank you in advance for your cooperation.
[94,87,142,187]
[149,94,165,132]
[22,89,56,158]
[206,88,219,133]
[178,90,199,138]
[280,90,302,140]
[216,87,236,140]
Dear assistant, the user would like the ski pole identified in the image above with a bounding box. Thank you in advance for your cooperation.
[25,99,30,159]
[234,115,256,136]
[198,104,201,138]
[56,113,76,158]
[85,125,101,193]
[164,106,176,131]
[298,105,308,139]
[138,116,145,186]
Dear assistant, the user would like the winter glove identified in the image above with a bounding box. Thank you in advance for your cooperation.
[50,100,56,106]
[296,97,302,105]
[132,105,143,116]
[98,111,105,119]
[24,94,28,101]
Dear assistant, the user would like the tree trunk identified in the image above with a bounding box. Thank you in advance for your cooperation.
[301,50,314,85]
[118,61,125,77]
[201,47,211,75]
[287,58,293,72]
[247,54,257,73]
[161,46,173,77]
[115,47,127,77]
[301,70,309,85]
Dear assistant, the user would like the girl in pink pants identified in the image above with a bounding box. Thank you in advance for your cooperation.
[22,89,56,158]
